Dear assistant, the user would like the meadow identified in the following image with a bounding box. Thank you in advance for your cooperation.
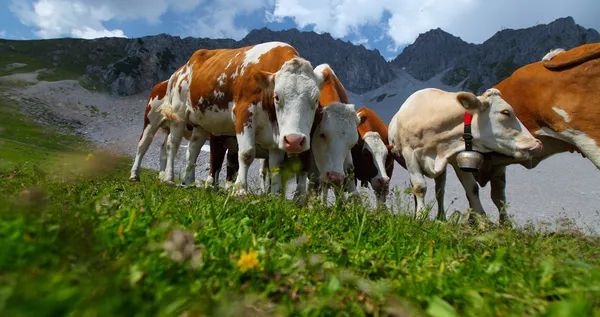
[1,85,600,316]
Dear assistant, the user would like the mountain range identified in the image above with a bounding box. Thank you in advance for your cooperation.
[1,16,598,122]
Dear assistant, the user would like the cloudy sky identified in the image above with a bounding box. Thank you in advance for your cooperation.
[1,0,599,60]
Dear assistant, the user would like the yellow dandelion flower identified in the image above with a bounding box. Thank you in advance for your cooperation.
[85,153,95,161]
[237,249,259,272]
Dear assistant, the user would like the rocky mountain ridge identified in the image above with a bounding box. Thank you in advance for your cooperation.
[1,16,598,98]
[392,16,600,94]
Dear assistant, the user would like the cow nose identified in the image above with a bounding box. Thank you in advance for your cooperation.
[378,177,390,185]
[325,172,345,186]
[531,139,543,151]
[283,134,306,153]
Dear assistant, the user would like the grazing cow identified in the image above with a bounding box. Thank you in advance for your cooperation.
[388,88,543,221]
[309,64,360,193]
[231,63,361,201]
[267,64,361,200]
[158,42,324,195]
[470,43,600,224]
[351,107,394,204]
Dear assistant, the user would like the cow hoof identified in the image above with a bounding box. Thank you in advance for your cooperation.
[159,178,175,186]
[292,192,307,206]
[129,175,140,182]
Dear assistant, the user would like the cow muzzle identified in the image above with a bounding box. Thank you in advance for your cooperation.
[322,171,345,186]
[283,133,307,153]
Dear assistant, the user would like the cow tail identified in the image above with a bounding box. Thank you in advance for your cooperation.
[158,74,182,122]
[159,101,182,122]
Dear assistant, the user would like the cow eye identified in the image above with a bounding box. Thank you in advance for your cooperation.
[274,94,280,103]
[319,132,326,140]
[501,110,511,117]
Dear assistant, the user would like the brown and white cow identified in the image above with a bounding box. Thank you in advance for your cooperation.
[232,63,361,200]
[129,81,241,184]
[351,107,395,204]
[158,42,324,195]
[388,88,543,220]
[470,43,600,224]
[129,80,193,182]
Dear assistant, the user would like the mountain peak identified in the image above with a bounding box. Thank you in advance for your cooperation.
[389,28,475,81]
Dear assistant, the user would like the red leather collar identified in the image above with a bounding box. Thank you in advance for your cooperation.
[464,112,473,126]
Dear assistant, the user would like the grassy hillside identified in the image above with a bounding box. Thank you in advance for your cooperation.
[0,87,599,316]
[0,38,127,91]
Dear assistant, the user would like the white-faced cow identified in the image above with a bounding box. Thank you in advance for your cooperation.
[351,107,395,205]
[470,43,600,224]
[158,42,324,195]
[388,88,543,221]
[248,64,361,201]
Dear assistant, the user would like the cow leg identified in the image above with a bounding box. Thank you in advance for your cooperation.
[268,150,285,195]
[403,150,428,218]
[225,148,239,190]
[158,131,168,180]
[450,163,487,223]
[182,127,209,186]
[433,169,447,221]
[258,159,270,194]
[208,135,227,189]
[489,166,509,225]
[130,123,161,181]
[342,154,360,205]
[162,121,186,184]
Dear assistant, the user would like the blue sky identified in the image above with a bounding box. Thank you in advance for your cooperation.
[2,0,599,61]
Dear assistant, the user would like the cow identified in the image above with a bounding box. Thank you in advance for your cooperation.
[129,80,192,182]
[470,43,600,225]
[129,81,240,185]
[388,88,543,221]
[215,63,361,201]
[158,42,324,196]
[351,107,395,205]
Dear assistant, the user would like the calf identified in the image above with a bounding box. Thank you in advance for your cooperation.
[351,107,394,204]
[159,42,324,196]
[388,88,543,221]
[471,44,600,224]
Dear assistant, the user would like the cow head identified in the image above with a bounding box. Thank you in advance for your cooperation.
[311,102,360,186]
[255,57,324,153]
[457,88,543,160]
[360,131,392,196]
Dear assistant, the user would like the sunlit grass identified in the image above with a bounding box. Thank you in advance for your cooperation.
[0,95,599,316]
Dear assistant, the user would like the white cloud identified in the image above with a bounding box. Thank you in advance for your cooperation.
[352,37,369,45]
[9,0,203,39]
[180,0,268,40]
[268,0,600,52]
[0,30,6,38]
[71,27,126,39]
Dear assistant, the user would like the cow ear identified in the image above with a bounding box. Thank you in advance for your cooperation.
[254,70,274,90]
[456,91,484,113]
[313,68,325,89]
[358,115,367,126]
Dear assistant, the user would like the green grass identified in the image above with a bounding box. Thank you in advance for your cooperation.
[1,96,599,316]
